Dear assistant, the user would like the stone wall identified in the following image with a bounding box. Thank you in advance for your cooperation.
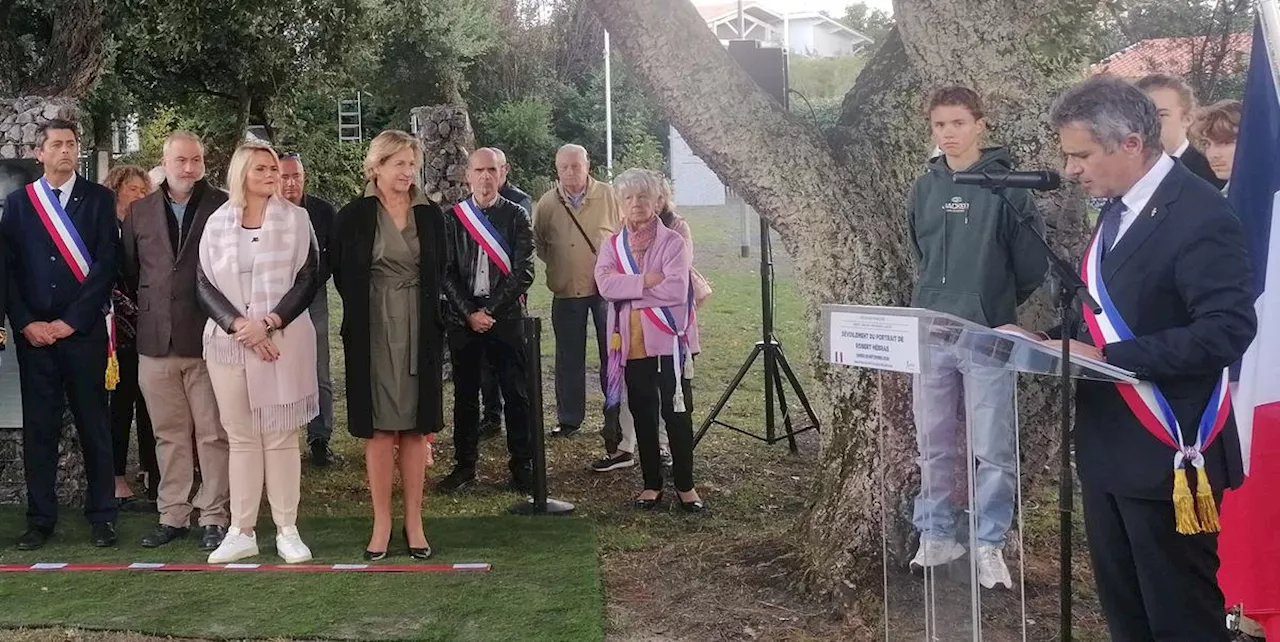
[0,412,87,507]
[411,104,475,205]
[0,96,79,160]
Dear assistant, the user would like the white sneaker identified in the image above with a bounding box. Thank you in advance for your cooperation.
[275,526,313,564]
[207,528,259,564]
[976,544,1013,589]
[910,537,966,569]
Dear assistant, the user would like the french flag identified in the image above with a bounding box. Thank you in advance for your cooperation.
[1219,8,1280,638]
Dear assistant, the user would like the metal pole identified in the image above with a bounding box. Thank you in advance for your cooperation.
[509,317,575,516]
[1262,0,1280,92]
[738,0,745,36]
[604,30,615,179]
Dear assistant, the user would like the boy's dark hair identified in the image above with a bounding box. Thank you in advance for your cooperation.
[1135,74,1197,114]
[928,86,985,121]
[35,118,80,148]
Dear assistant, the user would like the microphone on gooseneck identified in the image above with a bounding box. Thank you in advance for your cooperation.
[953,169,1063,191]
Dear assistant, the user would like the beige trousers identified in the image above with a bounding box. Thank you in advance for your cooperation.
[138,355,230,528]
[205,360,302,530]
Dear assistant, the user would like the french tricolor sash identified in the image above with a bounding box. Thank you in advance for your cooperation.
[26,178,118,391]
[1080,224,1231,534]
[608,227,694,413]
[453,199,512,275]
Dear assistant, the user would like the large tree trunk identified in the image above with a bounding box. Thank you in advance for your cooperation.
[586,0,1096,625]
[24,0,107,98]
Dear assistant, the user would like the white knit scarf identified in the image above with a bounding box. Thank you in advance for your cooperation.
[199,195,319,432]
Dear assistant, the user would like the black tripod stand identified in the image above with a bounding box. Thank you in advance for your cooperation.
[693,214,819,453]
[985,184,1100,642]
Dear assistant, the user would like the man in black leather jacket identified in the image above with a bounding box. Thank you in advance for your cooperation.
[438,148,536,494]
[476,148,533,439]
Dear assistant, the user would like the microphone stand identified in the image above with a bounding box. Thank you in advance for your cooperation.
[983,182,1098,642]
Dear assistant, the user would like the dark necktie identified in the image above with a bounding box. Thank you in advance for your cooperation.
[52,188,63,201]
[1099,198,1125,258]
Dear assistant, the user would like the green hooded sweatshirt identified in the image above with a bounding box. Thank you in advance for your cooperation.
[907,147,1049,327]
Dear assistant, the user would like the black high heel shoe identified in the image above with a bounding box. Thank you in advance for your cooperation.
[633,491,664,510]
[402,527,432,560]
[677,491,707,513]
[364,530,391,561]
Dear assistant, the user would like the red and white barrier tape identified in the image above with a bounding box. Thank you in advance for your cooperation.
[0,562,491,573]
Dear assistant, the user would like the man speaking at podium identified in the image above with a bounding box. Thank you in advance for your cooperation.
[1009,77,1256,641]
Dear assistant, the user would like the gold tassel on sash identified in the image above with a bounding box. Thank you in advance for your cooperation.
[610,332,622,351]
[104,307,119,391]
[1194,466,1221,533]
[1173,468,1203,535]
[104,355,119,391]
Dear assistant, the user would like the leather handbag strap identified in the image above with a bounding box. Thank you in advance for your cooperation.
[557,192,598,255]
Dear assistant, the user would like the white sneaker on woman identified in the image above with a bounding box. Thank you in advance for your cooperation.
[207,528,259,564]
[276,526,313,564]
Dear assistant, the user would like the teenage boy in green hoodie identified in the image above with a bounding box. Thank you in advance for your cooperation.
[906,86,1048,589]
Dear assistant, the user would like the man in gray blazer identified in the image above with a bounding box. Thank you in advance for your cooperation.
[121,131,230,551]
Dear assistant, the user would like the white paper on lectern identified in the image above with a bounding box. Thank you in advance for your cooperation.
[826,310,922,374]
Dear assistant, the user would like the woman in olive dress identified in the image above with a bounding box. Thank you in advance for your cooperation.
[330,130,446,560]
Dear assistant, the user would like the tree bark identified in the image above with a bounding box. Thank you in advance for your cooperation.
[24,0,106,98]
[585,0,1096,624]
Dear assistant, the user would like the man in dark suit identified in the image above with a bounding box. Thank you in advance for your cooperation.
[1,119,120,549]
[1008,77,1256,641]
[121,131,230,552]
[1137,74,1227,190]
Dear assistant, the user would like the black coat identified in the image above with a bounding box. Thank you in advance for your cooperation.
[300,194,337,287]
[440,195,535,327]
[1178,145,1227,191]
[1063,161,1255,499]
[330,196,446,438]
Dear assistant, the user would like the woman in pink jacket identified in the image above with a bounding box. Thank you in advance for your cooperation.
[595,169,705,512]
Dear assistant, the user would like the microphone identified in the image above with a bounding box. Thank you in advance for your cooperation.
[953,169,1062,191]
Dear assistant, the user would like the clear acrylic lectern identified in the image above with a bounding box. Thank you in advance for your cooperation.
[821,305,1136,642]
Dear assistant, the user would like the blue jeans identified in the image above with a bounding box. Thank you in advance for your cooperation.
[911,346,1017,546]
[306,290,333,444]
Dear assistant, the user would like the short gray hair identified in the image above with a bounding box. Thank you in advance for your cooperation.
[557,144,589,163]
[1050,77,1162,156]
[612,168,663,202]
[163,130,203,157]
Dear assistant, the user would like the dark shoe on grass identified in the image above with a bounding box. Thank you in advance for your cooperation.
[436,468,478,493]
[16,527,51,551]
[309,440,332,467]
[91,522,117,547]
[200,525,228,552]
[551,423,580,438]
[141,524,188,548]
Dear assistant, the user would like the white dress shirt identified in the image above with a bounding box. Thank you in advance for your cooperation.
[51,173,75,209]
[1111,154,1176,249]
[1172,138,1190,159]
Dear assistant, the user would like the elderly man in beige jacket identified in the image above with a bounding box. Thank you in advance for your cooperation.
[534,145,670,471]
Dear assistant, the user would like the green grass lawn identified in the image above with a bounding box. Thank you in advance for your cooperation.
[0,511,602,642]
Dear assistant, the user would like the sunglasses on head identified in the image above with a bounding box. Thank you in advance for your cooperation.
[278,152,301,160]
